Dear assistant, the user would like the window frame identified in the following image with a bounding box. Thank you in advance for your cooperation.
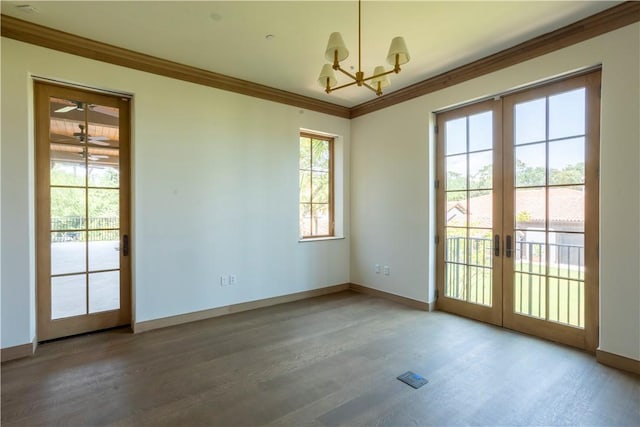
[299,132,335,239]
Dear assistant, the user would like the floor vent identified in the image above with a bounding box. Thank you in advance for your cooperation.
[397,371,428,389]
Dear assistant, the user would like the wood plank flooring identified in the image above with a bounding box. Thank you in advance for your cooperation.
[2,291,639,426]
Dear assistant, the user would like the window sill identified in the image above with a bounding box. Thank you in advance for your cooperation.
[298,236,345,243]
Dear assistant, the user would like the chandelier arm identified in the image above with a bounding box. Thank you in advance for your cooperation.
[331,80,360,92]
[362,82,379,94]
[376,82,383,96]
[336,67,359,82]
[393,53,401,73]
[324,78,332,94]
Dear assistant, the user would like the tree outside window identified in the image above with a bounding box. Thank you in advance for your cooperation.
[299,133,334,238]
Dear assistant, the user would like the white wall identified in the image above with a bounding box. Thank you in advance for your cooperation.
[1,38,350,347]
[2,23,638,363]
[350,24,640,361]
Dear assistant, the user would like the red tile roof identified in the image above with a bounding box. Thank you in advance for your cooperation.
[447,187,585,228]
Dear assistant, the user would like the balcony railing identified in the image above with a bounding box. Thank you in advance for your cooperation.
[446,236,583,266]
[51,217,119,242]
[444,236,586,328]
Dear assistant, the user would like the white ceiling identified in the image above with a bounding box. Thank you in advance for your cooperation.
[1,1,621,108]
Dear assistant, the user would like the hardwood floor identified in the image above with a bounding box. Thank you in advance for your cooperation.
[2,291,639,426]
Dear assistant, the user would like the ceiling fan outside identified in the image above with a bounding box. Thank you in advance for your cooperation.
[78,147,109,161]
[54,100,84,113]
[73,124,110,146]
[55,101,119,118]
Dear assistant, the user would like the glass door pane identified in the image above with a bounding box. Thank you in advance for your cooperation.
[443,110,495,306]
[48,96,122,318]
[511,88,586,329]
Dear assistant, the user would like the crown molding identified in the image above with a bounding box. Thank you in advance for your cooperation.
[0,14,351,119]
[350,1,640,118]
[2,2,639,120]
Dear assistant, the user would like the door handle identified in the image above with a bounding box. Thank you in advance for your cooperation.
[494,235,500,257]
[506,235,512,258]
[123,234,129,256]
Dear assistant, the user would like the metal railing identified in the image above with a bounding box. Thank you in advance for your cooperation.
[445,236,585,327]
[51,217,119,242]
[445,236,493,305]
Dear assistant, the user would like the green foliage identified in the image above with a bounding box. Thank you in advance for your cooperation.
[311,139,329,171]
[91,167,119,187]
[50,163,120,220]
[471,164,492,190]
[446,171,464,189]
[447,160,584,192]
[299,137,330,205]
[299,137,311,170]
[515,159,545,186]
[550,162,584,185]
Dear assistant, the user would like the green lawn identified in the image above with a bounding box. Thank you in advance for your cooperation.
[445,262,585,328]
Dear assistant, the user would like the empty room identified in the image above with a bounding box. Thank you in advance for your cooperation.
[1,1,639,426]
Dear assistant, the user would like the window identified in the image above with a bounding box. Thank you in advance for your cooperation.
[299,133,334,238]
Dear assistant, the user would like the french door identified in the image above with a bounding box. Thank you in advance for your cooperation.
[435,100,503,326]
[35,82,131,341]
[436,70,600,351]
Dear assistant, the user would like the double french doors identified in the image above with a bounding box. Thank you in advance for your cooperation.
[436,70,600,351]
[35,82,131,341]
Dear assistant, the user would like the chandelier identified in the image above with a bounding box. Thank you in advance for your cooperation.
[318,0,411,96]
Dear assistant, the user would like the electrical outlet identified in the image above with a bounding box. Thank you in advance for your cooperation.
[220,275,229,286]
[229,274,237,285]
[383,265,390,276]
[375,264,381,274]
